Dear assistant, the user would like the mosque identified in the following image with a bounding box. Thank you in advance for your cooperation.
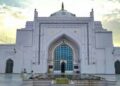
[0,3,120,74]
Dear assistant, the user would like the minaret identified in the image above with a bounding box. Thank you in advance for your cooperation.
[90,8,94,20]
[61,2,64,11]
[34,9,38,20]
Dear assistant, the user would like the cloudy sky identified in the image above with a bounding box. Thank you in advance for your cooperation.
[0,0,120,46]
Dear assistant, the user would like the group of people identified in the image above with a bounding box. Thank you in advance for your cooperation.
[21,69,34,80]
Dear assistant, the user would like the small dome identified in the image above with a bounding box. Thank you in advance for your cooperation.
[50,10,76,17]
[50,2,75,17]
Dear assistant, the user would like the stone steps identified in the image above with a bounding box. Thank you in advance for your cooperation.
[33,80,51,86]
[23,80,116,86]
[74,80,116,86]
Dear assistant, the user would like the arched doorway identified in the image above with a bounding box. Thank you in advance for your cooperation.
[54,43,73,72]
[5,59,14,73]
[115,60,120,74]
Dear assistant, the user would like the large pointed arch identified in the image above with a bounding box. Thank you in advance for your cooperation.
[48,34,80,73]
[48,34,79,50]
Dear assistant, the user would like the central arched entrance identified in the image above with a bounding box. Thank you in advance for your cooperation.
[48,34,80,74]
[54,43,73,73]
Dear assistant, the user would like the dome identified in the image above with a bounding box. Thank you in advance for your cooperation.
[50,3,76,17]
[50,10,76,17]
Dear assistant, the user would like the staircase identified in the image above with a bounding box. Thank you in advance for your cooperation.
[23,80,116,86]
[22,74,117,86]
[74,80,116,86]
[33,80,51,86]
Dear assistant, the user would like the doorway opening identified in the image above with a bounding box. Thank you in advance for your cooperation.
[61,61,66,73]
[5,59,14,73]
[115,60,120,74]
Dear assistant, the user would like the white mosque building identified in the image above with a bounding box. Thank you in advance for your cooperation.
[0,4,120,74]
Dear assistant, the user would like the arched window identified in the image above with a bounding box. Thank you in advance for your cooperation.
[115,60,120,74]
[5,59,14,73]
[54,43,73,71]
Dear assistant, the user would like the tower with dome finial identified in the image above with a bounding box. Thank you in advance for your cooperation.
[34,9,38,20]
[90,8,94,20]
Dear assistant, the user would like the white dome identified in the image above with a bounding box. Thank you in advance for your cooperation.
[50,10,76,17]
[50,3,75,17]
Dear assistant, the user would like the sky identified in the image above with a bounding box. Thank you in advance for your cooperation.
[0,0,120,46]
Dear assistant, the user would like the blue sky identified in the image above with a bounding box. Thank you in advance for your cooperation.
[0,0,120,46]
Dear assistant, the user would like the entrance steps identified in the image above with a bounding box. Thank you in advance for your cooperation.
[23,80,116,86]
[33,80,51,86]
[74,80,116,86]
[22,80,51,86]
[22,74,116,86]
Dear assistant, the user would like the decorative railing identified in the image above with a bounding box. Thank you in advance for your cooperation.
[30,74,106,80]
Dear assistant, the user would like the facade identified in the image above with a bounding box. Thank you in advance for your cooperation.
[0,5,120,74]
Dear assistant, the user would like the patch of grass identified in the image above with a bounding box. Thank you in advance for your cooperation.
[55,78,69,84]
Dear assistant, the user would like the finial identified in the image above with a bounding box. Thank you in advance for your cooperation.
[35,8,36,12]
[90,8,94,20]
[91,8,94,13]
[34,8,38,19]
[61,2,64,10]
